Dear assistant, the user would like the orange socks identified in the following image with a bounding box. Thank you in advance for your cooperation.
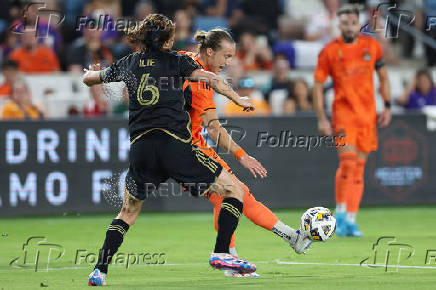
[242,185,278,231]
[335,151,357,205]
[335,151,367,223]
[347,158,366,213]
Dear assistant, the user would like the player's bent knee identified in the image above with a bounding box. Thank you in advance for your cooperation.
[213,170,245,201]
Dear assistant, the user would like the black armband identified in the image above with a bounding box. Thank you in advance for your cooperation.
[375,58,385,70]
[384,100,391,109]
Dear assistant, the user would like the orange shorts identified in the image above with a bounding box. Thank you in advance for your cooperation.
[334,124,378,153]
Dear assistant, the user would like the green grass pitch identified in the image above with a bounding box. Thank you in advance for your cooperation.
[1,206,436,289]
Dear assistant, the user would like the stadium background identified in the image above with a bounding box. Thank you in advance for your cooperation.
[0,0,435,215]
[1,1,436,289]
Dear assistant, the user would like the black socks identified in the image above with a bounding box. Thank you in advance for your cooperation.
[214,198,243,253]
[95,219,130,274]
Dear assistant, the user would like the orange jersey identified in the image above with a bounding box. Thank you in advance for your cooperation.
[314,35,383,127]
[1,100,42,120]
[179,51,216,150]
[9,46,60,74]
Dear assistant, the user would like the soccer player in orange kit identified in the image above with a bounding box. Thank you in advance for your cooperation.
[181,29,312,277]
[314,5,392,236]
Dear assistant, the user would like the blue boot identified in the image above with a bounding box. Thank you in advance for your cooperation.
[346,222,364,237]
[335,212,347,236]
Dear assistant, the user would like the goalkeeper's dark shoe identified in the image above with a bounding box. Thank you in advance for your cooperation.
[209,253,256,273]
[88,269,106,286]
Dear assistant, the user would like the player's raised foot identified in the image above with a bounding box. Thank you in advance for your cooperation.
[291,230,312,254]
[335,212,347,237]
[209,253,256,273]
[224,270,261,278]
[88,269,106,286]
[346,222,364,237]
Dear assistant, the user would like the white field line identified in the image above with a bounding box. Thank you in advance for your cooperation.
[0,261,270,272]
[276,259,436,269]
[1,259,436,272]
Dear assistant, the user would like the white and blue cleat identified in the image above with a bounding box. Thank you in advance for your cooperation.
[88,269,106,286]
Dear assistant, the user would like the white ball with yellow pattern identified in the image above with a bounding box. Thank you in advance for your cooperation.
[300,207,336,242]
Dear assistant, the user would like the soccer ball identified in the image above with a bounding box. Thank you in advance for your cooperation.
[300,207,336,241]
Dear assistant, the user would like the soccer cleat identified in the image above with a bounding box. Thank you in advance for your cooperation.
[335,212,345,226]
[88,269,107,286]
[335,212,347,237]
[224,270,261,278]
[291,230,312,254]
[346,222,364,237]
[209,253,256,273]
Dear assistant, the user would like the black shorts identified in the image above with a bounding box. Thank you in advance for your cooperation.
[125,130,223,200]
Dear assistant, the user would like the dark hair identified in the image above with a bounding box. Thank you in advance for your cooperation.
[337,4,360,17]
[416,69,435,93]
[126,14,175,51]
[2,59,18,70]
[289,78,312,100]
[194,28,234,52]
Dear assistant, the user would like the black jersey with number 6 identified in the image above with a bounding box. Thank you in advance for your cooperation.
[101,50,199,143]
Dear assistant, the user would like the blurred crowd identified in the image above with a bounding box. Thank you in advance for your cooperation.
[0,0,435,120]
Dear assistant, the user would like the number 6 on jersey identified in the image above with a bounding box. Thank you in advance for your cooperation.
[137,73,159,106]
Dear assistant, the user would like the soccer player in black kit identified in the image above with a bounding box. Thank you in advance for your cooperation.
[83,14,257,286]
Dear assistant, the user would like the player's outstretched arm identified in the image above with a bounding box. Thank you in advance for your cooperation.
[313,81,332,136]
[82,63,103,87]
[190,69,255,112]
[201,110,267,178]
